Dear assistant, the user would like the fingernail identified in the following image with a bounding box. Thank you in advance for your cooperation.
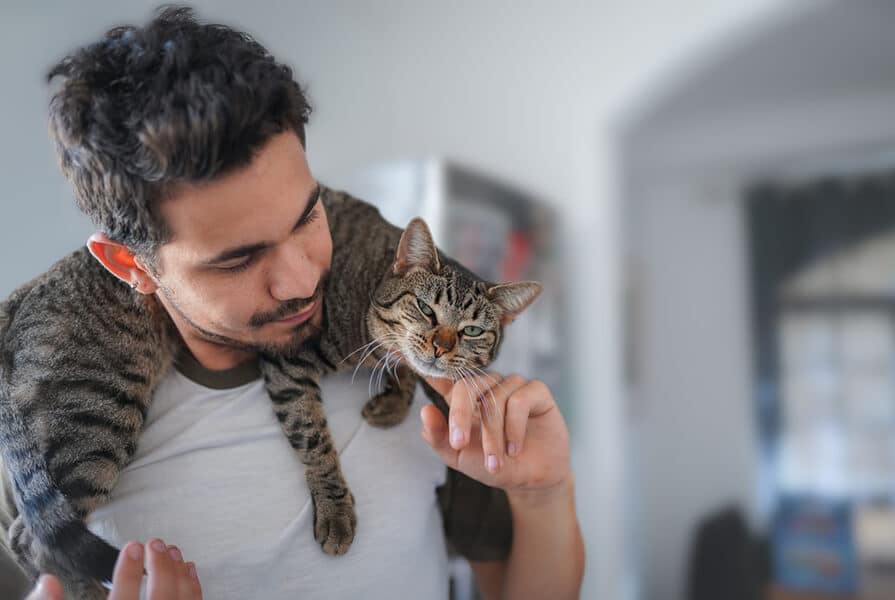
[188,563,198,579]
[126,543,144,561]
[168,546,183,562]
[150,539,166,553]
[507,441,517,456]
[35,574,50,591]
[486,454,499,473]
[450,427,463,446]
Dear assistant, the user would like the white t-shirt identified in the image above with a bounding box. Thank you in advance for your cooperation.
[86,359,452,599]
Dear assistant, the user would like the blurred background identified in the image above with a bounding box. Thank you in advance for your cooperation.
[3,1,895,598]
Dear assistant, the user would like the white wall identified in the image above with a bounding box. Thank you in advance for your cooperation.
[0,2,787,597]
[622,2,895,598]
[626,176,758,600]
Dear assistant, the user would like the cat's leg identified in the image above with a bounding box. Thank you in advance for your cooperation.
[362,363,417,427]
[260,356,356,556]
[63,576,108,600]
[8,516,38,581]
[8,517,105,600]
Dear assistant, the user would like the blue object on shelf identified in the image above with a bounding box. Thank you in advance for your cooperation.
[772,494,859,595]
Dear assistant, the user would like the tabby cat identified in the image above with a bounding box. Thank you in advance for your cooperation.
[0,186,541,596]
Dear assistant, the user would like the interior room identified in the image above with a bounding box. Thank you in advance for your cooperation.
[2,1,894,599]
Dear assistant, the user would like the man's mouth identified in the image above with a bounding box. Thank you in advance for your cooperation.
[277,299,318,325]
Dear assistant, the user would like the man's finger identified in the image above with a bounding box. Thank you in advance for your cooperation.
[108,542,145,600]
[471,374,506,473]
[504,382,535,457]
[447,379,477,450]
[185,562,203,599]
[422,375,453,399]
[476,375,527,473]
[25,575,64,600]
[420,405,459,469]
[167,545,195,599]
[516,379,555,417]
[146,539,177,600]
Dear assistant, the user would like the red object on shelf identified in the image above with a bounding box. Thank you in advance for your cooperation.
[501,231,531,280]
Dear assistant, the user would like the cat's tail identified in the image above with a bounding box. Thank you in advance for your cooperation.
[1,409,119,584]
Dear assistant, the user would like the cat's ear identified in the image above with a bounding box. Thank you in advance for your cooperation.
[394,217,441,275]
[487,281,542,325]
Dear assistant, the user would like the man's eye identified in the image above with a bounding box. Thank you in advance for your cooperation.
[298,205,320,227]
[218,257,253,273]
[416,298,434,317]
[462,326,484,337]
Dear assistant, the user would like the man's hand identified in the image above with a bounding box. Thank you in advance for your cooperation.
[26,538,202,600]
[422,374,584,599]
[420,373,572,501]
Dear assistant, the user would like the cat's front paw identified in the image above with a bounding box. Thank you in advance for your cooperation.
[312,492,356,555]
[362,390,411,428]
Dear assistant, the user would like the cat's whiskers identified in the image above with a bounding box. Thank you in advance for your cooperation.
[344,332,402,366]
[350,335,401,384]
[368,352,389,397]
[376,351,394,393]
[360,337,401,369]
[467,365,510,411]
[340,338,383,365]
[347,340,388,381]
[456,373,477,421]
[368,348,401,397]
[387,351,402,381]
[456,366,483,418]
[459,366,498,422]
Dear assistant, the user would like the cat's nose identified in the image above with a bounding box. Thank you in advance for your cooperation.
[432,327,456,357]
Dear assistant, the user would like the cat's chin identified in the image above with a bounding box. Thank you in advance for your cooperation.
[403,354,451,380]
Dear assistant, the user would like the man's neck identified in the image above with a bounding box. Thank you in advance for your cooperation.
[178,333,257,371]
[156,293,258,371]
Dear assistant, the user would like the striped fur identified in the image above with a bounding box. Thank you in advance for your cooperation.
[0,186,541,595]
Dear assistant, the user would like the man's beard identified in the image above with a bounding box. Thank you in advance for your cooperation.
[160,271,328,360]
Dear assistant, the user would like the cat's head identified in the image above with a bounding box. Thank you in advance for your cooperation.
[368,217,542,381]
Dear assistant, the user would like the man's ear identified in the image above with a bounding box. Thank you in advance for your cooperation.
[86,233,159,294]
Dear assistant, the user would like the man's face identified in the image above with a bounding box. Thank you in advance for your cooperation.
[150,130,332,361]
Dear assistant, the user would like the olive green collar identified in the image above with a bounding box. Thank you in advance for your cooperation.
[174,349,261,389]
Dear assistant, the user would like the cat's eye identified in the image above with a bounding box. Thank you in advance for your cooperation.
[462,326,484,337]
[416,298,435,318]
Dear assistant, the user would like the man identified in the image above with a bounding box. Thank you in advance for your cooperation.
[6,6,584,598]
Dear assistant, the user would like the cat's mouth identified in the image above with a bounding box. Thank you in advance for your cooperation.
[399,350,456,380]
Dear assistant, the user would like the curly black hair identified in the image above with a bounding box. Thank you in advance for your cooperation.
[47,5,312,268]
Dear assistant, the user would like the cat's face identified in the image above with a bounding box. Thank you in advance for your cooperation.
[368,218,541,381]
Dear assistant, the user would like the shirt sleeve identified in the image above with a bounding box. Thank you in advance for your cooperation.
[436,466,514,562]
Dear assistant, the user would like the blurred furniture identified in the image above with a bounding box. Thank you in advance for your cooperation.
[746,172,895,598]
[767,586,856,600]
[687,505,769,600]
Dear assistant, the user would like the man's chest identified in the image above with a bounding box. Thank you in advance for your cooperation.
[87,371,450,599]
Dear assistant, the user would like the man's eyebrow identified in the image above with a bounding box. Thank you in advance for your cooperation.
[202,183,321,266]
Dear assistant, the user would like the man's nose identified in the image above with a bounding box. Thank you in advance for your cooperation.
[269,244,318,301]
